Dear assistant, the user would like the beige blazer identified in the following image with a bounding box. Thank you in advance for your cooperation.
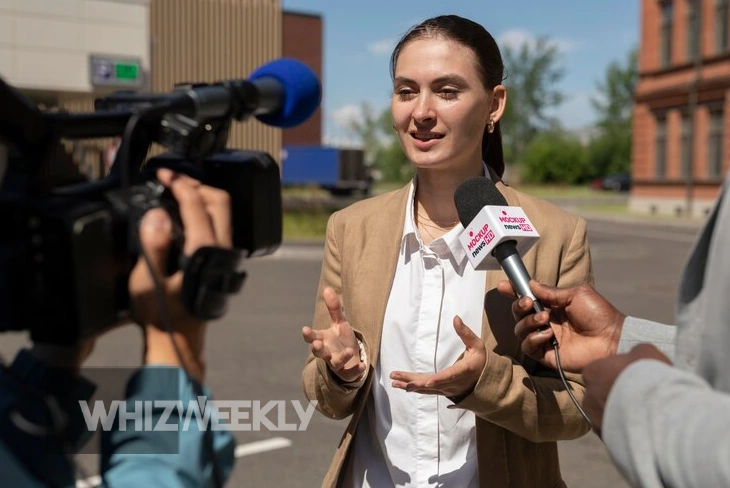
[302,177,594,488]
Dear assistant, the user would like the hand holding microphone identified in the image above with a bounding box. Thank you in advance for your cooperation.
[454,178,676,436]
[499,280,671,435]
[453,177,628,374]
[454,177,593,424]
[453,177,546,318]
[498,280,627,373]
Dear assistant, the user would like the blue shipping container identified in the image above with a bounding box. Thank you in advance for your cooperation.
[281,145,371,196]
[281,146,340,187]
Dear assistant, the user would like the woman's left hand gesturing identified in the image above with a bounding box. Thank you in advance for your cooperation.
[390,316,486,401]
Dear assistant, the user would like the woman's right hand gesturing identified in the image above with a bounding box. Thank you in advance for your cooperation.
[302,287,367,383]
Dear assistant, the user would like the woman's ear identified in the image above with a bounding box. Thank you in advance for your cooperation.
[489,85,507,123]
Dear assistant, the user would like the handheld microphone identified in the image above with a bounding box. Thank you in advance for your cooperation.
[168,57,321,128]
[454,177,595,426]
[454,176,545,313]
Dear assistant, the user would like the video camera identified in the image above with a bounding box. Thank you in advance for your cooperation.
[0,58,321,345]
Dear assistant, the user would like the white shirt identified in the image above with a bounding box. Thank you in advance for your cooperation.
[345,171,489,487]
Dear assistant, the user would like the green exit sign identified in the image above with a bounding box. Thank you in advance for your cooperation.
[90,55,143,88]
[115,63,139,81]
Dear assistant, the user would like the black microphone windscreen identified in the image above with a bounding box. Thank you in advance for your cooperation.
[454,177,508,225]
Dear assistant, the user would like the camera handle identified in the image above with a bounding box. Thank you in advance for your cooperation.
[179,246,247,320]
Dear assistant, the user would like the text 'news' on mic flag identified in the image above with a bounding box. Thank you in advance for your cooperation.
[458,205,540,271]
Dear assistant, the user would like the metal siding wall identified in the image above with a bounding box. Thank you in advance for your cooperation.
[150,0,282,160]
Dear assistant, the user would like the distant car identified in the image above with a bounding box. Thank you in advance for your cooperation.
[593,173,631,192]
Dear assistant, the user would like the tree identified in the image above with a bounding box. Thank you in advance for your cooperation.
[591,49,638,132]
[376,137,413,183]
[584,130,632,179]
[521,131,587,184]
[500,37,566,165]
[346,102,411,183]
[586,49,638,177]
[346,102,384,166]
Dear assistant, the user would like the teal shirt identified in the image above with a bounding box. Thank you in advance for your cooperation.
[0,350,235,487]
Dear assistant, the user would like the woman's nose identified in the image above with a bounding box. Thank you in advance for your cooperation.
[412,94,435,122]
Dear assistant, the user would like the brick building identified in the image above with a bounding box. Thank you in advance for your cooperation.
[631,0,730,217]
[282,10,323,146]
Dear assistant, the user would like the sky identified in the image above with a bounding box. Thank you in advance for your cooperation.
[280,0,640,146]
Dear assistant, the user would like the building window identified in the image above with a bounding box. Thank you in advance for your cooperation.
[661,1,674,67]
[656,115,667,178]
[687,0,700,61]
[681,113,692,178]
[716,0,729,53]
[708,109,724,178]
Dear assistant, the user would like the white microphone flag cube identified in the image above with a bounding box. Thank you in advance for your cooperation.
[458,206,540,270]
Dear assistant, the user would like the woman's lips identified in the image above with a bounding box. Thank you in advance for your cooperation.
[410,132,444,149]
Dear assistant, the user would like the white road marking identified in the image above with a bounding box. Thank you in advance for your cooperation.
[76,476,101,488]
[234,436,293,457]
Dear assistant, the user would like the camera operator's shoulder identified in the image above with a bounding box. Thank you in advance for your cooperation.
[329,184,411,232]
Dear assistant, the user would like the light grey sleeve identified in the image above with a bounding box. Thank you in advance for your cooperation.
[602,360,730,488]
[617,316,676,361]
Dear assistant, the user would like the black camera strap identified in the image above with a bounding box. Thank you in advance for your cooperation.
[142,244,246,488]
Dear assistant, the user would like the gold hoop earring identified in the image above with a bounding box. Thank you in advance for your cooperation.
[487,119,495,134]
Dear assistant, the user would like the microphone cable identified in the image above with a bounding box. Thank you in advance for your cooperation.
[548,334,593,429]
[520,278,593,429]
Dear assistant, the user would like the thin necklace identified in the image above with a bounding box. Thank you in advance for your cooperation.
[420,215,459,228]
[416,206,456,246]
[420,222,438,243]
[416,202,459,228]
[419,220,453,232]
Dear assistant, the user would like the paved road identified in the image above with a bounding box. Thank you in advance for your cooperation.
[0,216,701,487]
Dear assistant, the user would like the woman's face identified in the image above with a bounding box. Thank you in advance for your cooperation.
[391,37,500,172]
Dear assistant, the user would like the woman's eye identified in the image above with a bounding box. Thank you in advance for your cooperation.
[396,90,416,101]
[440,89,458,100]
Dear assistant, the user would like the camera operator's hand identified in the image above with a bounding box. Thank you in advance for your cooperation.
[129,168,232,382]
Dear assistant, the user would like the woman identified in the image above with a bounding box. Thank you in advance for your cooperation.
[302,15,593,488]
